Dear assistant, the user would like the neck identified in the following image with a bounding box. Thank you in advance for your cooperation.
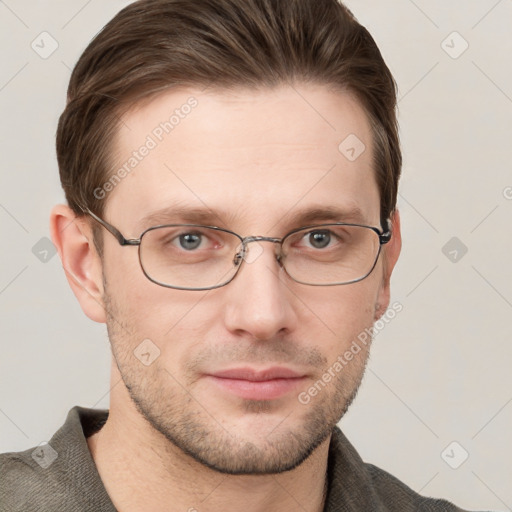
[87,373,330,512]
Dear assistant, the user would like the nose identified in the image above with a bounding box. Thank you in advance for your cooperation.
[222,240,298,341]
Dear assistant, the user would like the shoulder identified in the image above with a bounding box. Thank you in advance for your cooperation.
[0,446,64,512]
[0,406,112,512]
[364,462,471,511]
[328,426,475,512]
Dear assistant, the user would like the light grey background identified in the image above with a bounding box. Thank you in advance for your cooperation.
[1,1,511,510]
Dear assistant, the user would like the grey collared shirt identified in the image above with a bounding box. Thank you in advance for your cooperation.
[0,407,475,511]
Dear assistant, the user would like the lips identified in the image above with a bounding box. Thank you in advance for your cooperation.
[205,367,307,400]
[210,367,305,381]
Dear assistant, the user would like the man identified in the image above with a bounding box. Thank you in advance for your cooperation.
[0,0,472,510]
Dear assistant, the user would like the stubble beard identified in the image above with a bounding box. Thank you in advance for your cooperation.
[103,290,370,476]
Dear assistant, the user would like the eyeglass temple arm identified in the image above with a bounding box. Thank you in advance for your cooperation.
[81,207,139,246]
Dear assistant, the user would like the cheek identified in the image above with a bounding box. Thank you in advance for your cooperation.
[315,280,377,324]
[303,280,379,354]
[103,248,215,343]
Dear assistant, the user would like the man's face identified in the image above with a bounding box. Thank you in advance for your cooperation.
[98,84,395,474]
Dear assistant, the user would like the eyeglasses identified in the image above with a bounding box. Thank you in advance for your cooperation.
[85,208,391,291]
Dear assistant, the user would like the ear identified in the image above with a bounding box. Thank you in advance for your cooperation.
[50,204,107,323]
[374,209,402,321]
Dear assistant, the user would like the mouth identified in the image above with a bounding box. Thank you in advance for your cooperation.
[204,367,308,401]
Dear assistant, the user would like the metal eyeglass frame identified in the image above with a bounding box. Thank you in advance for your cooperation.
[84,207,392,291]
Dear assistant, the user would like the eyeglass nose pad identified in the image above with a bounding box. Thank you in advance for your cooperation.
[233,244,246,267]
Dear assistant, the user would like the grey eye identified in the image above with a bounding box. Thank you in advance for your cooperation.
[308,230,331,249]
[179,233,202,250]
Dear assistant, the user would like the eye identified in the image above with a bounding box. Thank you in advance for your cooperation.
[177,232,203,251]
[306,230,332,249]
[149,226,235,257]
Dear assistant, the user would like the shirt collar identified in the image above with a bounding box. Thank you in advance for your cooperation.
[64,406,382,511]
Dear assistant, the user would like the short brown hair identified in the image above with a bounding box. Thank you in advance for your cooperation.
[56,0,401,228]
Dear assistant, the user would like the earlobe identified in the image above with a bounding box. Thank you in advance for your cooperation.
[50,204,107,323]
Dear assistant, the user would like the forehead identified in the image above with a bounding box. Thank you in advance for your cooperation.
[106,83,380,233]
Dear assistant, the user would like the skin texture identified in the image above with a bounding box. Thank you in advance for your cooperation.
[50,83,401,512]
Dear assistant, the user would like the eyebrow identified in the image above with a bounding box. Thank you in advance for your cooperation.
[139,205,232,230]
[138,204,369,232]
[285,205,367,225]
